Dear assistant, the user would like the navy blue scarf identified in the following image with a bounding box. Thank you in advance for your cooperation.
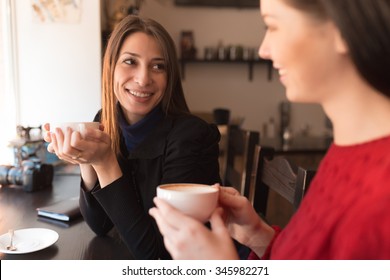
[118,105,164,152]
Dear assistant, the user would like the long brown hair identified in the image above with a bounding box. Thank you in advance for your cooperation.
[101,15,189,156]
[283,0,390,97]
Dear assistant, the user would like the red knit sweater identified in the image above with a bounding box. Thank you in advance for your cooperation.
[253,135,390,260]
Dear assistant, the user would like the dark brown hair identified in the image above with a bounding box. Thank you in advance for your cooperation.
[284,0,390,97]
[101,15,189,155]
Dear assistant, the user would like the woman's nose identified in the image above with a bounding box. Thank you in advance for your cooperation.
[258,34,271,60]
[134,66,151,86]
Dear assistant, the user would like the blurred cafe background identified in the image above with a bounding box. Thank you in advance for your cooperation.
[0,0,330,170]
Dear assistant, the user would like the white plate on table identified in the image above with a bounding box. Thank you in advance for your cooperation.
[0,228,59,254]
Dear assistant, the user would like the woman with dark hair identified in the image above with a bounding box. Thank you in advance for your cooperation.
[150,0,390,259]
[45,15,221,259]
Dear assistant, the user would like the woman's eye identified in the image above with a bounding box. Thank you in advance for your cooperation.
[123,58,136,65]
[265,24,277,32]
[152,63,166,71]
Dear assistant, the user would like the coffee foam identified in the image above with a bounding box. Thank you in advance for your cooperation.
[162,186,215,193]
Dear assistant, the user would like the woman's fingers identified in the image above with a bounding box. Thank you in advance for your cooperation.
[50,128,81,163]
[43,123,52,143]
[54,128,65,154]
[150,198,207,241]
[62,127,73,154]
[219,187,247,209]
[220,186,240,195]
[149,203,181,254]
[80,126,110,143]
[47,125,112,165]
[209,208,226,232]
[43,123,50,131]
[50,132,58,152]
[150,198,184,232]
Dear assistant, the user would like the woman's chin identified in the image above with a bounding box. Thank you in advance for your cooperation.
[285,89,309,103]
[285,90,298,102]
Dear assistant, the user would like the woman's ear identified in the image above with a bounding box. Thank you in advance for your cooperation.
[333,27,349,54]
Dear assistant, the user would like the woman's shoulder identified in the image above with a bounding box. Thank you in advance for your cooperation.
[168,113,220,141]
[172,113,210,125]
[170,113,217,130]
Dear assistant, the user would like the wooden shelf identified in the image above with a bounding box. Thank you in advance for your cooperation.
[179,59,273,81]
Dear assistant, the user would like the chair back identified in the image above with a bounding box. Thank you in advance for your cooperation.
[223,126,259,196]
[217,125,229,180]
[249,145,315,219]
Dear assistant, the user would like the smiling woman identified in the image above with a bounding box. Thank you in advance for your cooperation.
[149,0,390,261]
[43,15,222,260]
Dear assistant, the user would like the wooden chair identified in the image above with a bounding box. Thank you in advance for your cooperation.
[223,126,259,196]
[248,145,315,225]
[217,124,229,181]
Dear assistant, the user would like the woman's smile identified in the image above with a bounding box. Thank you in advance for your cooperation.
[127,89,153,98]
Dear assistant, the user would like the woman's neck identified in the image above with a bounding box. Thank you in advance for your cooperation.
[324,85,390,146]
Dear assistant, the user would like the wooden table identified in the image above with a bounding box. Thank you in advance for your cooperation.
[0,165,134,260]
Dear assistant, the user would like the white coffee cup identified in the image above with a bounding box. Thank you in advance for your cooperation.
[50,122,99,138]
[156,183,219,222]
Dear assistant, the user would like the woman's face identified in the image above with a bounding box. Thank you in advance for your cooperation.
[114,32,167,124]
[259,0,343,103]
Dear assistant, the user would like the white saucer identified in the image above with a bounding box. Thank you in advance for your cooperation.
[0,228,59,254]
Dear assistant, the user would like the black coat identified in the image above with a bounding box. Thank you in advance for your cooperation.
[79,113,221,259]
